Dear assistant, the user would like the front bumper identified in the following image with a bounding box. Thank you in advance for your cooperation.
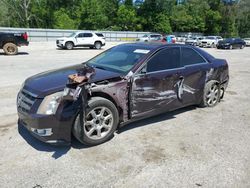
[17,89,80,145]
[18,111,73,145]
[199,43,212,47]
[56,40,65,48]
[217,44,230,49]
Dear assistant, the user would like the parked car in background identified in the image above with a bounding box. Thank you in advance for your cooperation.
[0,32,29,55]
[199,36,223,48]
[56,32,105,50]
[185,36,205,46]
[137,33,163,42]
[176,35,187,43]
[163,35,176,43]
[217,38,246,49]
[17,43,229,146]
[244,38,250,46]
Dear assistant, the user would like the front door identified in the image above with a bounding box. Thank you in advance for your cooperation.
[131,47,184,118]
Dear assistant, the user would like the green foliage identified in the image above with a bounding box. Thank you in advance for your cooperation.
[205,10,222,35]
[115,5,137,31]
[54,8,76,29]
[79,0,108,30]
[0,0,249,37]
[153,13,172,33]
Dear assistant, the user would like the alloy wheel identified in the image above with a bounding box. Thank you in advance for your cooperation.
[84,107,114,140]
[206,84,219,106]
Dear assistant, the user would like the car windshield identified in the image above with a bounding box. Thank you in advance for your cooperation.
[87,45,152,74]
[68,32,76,37]
[142,34,148,38]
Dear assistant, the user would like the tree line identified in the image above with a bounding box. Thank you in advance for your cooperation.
[0,0,249,37]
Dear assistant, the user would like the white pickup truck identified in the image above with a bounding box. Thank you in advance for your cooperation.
[56,32,106,50]
[199,36,223,48]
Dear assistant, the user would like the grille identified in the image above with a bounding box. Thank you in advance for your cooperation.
[17,89,37,113]
[202,41,207,44]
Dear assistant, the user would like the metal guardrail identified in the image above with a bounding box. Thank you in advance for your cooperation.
[0,27,150,42]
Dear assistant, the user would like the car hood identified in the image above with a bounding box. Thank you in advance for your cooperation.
[201,39,215,42]
[186,39,196,42]
[218,40,230,44]
[23,64,122,98]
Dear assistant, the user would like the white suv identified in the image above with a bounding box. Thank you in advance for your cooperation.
[56,32,106,50]
[199,36,223,48]
[137,33,163,42]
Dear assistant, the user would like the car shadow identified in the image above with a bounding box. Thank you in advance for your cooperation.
[18,105,197,157]
[0,52,29,56]
[18,123,71,159]
[117,106,196,134]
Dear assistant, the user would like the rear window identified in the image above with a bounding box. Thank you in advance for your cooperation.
[96,33,104,37]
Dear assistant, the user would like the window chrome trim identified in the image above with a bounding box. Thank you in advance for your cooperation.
[134,46,182,76]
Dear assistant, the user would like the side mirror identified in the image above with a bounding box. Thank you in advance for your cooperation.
[140,66,147,74]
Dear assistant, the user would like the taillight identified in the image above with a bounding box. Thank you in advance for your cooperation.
[22,32,28,41]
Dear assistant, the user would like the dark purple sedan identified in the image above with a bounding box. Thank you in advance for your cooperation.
[17,43,229,146]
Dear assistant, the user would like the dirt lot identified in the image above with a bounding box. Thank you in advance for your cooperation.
[0,42,250,188]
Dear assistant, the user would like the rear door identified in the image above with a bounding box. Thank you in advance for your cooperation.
[75,33,94,45]
[131,47,184,118]
[179,47,210,105]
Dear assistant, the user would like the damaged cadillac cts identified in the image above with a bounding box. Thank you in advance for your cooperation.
[17,43,229,146]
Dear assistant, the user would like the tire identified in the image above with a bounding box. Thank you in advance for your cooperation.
[65,42,74,50]
[200,80,220,107]
[94,42,102,50]
[211,43,216,48]
[229,45,233,50]
[3,43,18,55]
[240,45,245,49]
[73,97,119,146]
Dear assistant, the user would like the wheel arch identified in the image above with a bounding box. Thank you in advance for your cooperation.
[65,40,75,46]
[89,92,123,122]
[94,40,102,45]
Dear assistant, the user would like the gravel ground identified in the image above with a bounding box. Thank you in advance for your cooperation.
[0,42,250,188]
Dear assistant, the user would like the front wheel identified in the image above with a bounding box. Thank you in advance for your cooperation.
[200,81,220,107]
[240,45,245,49]
[3,43,18,55]
[65,42,74,50]
[73,97,119,146]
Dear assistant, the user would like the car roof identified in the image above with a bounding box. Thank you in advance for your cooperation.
[116,43,215,62]
[121,42,197,50]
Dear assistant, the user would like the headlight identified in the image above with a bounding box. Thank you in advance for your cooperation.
[37,91,63,115]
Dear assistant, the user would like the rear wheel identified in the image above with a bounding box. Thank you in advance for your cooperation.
[229,45,233,50]
[65,42,74,50]
[200,80,220,107]
[240,44,245,49]
[3,43,18,55]
[94,42,102,50]
[73,97,119,146]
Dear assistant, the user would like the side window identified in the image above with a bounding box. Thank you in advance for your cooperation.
[181,47,206,66]
[83,33,93,38]
[147,47,181,72]
[77,33,84,38]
